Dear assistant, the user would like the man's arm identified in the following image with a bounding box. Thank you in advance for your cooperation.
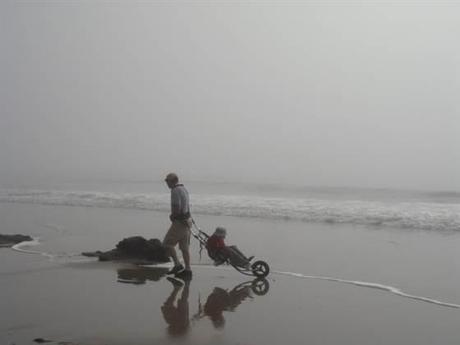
[170,189,182,220]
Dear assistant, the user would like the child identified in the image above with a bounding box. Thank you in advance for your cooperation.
[207,227,253,267]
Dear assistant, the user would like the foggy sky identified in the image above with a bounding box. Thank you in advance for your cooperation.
[1,2,459,191]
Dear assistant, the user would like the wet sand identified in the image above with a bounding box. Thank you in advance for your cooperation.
[1,203,460,345]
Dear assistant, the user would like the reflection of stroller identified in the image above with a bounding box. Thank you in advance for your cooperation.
[190,220,270,278]
[192,279,270,328]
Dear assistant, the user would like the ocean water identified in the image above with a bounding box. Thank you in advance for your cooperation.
[1,180,459,232]
[3,181,460,345]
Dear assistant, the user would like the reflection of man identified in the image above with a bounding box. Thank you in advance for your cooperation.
[161,277,190,337]
[163,173,192,280]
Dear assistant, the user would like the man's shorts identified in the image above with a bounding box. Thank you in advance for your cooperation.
[163,219,192,251]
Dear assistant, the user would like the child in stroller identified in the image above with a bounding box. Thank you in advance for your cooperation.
[206,227,254,268]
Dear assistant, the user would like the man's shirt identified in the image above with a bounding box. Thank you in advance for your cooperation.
[171,184,190,216]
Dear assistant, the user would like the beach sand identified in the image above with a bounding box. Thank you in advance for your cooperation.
[1,202,460,345]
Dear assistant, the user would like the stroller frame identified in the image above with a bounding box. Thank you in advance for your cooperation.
[190,220,270,278]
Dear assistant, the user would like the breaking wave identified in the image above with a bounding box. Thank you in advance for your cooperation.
[1,189,459,232]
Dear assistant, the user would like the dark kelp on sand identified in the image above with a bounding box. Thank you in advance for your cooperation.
[0,234,33,248]
[82,236,170,264]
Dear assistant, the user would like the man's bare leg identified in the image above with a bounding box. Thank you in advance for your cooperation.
[182,248,191,271]
[166,245,180,266]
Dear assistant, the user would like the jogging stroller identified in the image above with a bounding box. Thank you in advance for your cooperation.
[190,220,270,278]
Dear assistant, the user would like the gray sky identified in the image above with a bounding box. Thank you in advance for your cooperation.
[1,2,459,191]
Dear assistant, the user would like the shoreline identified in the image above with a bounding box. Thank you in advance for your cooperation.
[2,202,460,345]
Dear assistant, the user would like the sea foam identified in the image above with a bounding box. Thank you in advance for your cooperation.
[1,189,459,232]
[273,270,460,309]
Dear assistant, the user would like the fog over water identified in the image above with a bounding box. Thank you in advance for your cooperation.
[1,2,459,191]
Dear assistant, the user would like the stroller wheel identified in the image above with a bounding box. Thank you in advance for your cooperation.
[251,278,270,296]
[251,260,270,278]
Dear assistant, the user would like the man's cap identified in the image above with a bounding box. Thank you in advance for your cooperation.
[165,173,179,182]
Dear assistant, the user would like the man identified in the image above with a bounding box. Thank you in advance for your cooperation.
[163,173,192,280]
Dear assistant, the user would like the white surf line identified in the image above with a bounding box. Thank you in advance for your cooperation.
[11,239,55,259]
[273,270,460,309]
[100,262,460,309]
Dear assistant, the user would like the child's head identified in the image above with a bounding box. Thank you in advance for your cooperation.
[214,227,227,238]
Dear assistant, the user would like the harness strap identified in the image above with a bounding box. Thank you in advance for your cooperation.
[199,241,204,261]
[191,218,206,261]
